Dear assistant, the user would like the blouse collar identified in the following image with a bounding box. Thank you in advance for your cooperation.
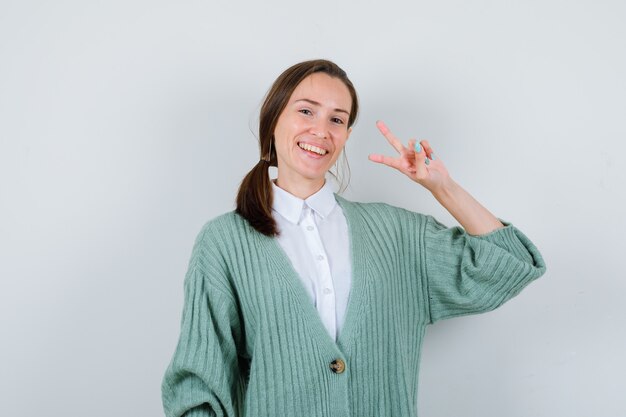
[271,180,337,225]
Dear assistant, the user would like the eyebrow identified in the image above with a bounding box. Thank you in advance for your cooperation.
[294,98,350,116]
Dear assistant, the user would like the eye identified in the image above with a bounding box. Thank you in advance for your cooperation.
[331,117,345,125]
[299,108,313,116]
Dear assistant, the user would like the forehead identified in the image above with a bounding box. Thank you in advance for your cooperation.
[290,73,352,110]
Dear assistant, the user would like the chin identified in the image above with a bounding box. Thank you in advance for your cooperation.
[300,171,328,183]
[295,162,331,179]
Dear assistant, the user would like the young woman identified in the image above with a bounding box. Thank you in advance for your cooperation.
[162,59,546,417]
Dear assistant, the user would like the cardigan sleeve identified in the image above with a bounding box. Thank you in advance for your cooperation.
[161,236,243,417]
[422,215,546,323]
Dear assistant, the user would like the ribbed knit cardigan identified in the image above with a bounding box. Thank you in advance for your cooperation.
[162,196,546,417]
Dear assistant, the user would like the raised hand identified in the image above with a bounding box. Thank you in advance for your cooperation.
[368,120,450,194]
[369,120,503,235]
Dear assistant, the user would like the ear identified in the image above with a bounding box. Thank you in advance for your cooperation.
[346,127,353,141]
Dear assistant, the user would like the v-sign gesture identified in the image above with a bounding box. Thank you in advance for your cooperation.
[368,120,503,235]
[368,120,450,194]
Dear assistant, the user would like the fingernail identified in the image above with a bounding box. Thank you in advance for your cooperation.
[414,143,421,153]
[430,153,436,160]
[425,158,430,165]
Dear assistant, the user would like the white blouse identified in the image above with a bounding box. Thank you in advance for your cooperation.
[271,181,352,341]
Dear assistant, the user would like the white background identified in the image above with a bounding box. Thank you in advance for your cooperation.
[1,1,625,416]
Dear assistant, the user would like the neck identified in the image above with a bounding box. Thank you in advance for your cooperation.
[275,176,325,200]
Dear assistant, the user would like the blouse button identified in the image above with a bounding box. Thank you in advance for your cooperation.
[306,225,314,231]
[329,359,346,374]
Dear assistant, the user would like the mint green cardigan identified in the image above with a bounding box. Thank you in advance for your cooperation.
[162,197,546,417]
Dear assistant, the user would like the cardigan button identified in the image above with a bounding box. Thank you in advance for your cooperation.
[329,359,346,374]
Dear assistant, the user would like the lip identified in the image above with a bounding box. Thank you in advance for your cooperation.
[297,141,330,159]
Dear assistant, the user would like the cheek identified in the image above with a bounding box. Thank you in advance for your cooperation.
[333,132,350,150]
[275,118,305,144]
[273,123,291,150]
[331,123,350,138]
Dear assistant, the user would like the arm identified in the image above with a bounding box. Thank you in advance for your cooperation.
[430,178,503,236]
[369,120,503,235]
[420,213,545,322]
[162,235,243,417]
[369,120,546,321]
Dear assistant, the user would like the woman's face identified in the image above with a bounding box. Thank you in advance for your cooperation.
[273,72,352,195]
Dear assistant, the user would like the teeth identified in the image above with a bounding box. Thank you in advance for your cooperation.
[298,142,327,155]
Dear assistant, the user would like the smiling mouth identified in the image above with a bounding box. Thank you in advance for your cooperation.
[298,142,328,156]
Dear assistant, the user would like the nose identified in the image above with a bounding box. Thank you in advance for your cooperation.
[310,118,329,139]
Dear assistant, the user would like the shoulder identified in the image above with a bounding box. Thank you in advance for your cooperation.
[185,211,255,295]
[188,211,256,269]
[334,195,438,246]
[335,194,430,227]
[194,211,249,246]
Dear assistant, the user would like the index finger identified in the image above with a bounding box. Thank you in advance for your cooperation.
[376,120,405,154]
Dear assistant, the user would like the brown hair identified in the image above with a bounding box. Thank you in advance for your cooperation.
[235,59,359,236]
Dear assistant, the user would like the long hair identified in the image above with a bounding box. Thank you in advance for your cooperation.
[235,59,359,236]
